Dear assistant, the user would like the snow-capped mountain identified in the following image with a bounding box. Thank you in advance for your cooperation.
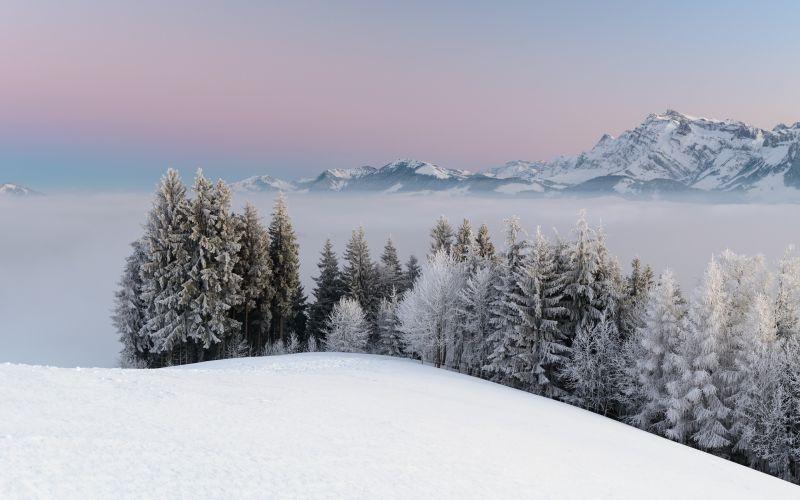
[230,175,299,193]
[0,183,40,196]
[232,111,800,199]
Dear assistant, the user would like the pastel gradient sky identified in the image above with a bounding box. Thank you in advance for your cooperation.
[2,0,799,190]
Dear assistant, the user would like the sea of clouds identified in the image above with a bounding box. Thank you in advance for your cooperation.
[2,192,798,367]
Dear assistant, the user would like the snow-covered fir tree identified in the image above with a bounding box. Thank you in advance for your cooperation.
[112,239,150,368]
[453,219,475,263]
[307,239,345,342]
[775,246,800,339]
[325,297,370,353]
[626,270,685,432]
[475,223,496,261]
[398,249,467,367]
[375,289,405,356]
[233,202,273,353]
[377,236,404,298]
[268,192,300,344]
[510,228,568,397]
[343,226,378,316]
[182,172,243,360]
[484,216,529,383]
[456,261,498,375]
[287,284,308,342]
[429,215,454,257]
[139,169,192,366]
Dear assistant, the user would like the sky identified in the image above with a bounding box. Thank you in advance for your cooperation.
[1,0,800,191]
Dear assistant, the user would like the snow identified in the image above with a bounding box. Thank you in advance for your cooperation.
[493,182,544,194]
[1,353,794,499]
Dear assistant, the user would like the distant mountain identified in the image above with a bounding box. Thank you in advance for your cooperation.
[231,111,800,199]
[0,183,41,196]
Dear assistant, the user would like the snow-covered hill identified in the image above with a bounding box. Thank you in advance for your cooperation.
[231,111,800,199]
[1,353,795,498]
[0,183,40,196]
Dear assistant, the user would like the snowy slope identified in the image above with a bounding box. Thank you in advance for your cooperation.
[1,353,795,499]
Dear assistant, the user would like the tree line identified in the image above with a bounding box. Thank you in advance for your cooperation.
[114,169,800,483]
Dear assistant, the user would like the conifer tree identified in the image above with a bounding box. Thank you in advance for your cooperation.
[325,297,370,353]
[475,223,496,262]
[308,239,345,341]
[139,169,192,365]
[182,173,243,360]
[775,246,800,339]
[343,226,378,316]
[268,192,300,344]
[287,284,308,341]
[453,219,475,262]
[456,262,498,375]
[403,255,422,291]
[377,236,404,298]
[375,289,405,356]
[562,210,603,352]
[112,239,150,368]
[561,314,619,415]
[233,203,273,353]
[429,215,454,257]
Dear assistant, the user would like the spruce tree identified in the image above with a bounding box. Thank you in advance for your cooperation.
[343,226,378,316]
[378,236,404,298]
[375,289,405,357]
[182,173,243,360]
[112,239,150,368]
[457,262,498,375]
[475,223,496,262]
[325,297,370,353]
[287,284,308,342]
[268,192,300,344]
[453,219,475,262]
[308,239,345,342]
[139,169,192,366]
[403,255,422,291]
[775,246,800,339]
[429,215,454,257]
[233,203,274,353]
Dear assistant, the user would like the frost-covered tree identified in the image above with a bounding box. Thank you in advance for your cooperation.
[287,332,301,354]
[268,192,300,343]
[113,239,150,368]
[561,314,619,415]
[453,219,475,263]
[287,284,308,342]
[627,270,685,432]
[377,236,404,298]
[325,297,370,353]
[485,217,529,383]
[456,262,498,375]
[375,289,405,357]
[343,226,378,316]
[398,249,467,367]
[307,239,345,342]
[403,255,422,291]
[775,246,800,339]
[475,223,496,262]
[618,257,655,342]
[233,203,273,353]
[429,215,454,257]
[182,172,243,359]
[307,334,318,353]
[511,228,568,397]
[139,169,192,365]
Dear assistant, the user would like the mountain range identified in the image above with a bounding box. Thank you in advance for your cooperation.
[232,110,800,199]
[0,183,40,196]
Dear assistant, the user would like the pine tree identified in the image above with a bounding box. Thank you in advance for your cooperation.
[627,270,685,432]
[618,257,655,342]
[287,284,308,342]
[182,172,243,360]
[268,192,300,344]
[453,219,475,262]
[308,239,345,342]
[112,239,150,368]
[377,236,404,298]
[485,216,529,383]
[403,255,422,291]
[375,289,405,357]
[475,223,496,262]
[233,203,273,354]
[511,228,568,397]
[342,226,378,316]
[429,215,454,257]
[456,262,498,375]
[325,297,370,353]
[139,169,192,366]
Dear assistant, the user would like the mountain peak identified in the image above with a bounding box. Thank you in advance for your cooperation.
[0,183,41,196]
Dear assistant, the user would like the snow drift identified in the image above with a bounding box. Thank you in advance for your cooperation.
[1,353,795,499]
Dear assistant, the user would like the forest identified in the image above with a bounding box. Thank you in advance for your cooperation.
[114,169,800,483]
